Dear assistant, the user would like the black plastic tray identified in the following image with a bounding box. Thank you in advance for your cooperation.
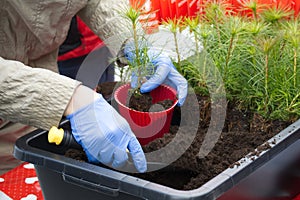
[13,119,300,200]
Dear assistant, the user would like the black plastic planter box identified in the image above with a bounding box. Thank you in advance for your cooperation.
[13,119,300,200]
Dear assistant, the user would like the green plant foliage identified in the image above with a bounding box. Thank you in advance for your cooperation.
[162,17,185,66]
[171,0,299,122]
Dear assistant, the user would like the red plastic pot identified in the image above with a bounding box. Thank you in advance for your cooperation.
[114,83,178,145]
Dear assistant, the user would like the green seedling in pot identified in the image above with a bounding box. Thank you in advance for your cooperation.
[117,3,155,97]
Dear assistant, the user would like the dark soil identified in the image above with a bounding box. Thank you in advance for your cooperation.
[65,148,88,162]
[127,89,174,112]
[66,82,293,191]
[96,82,174,112]
[95,81,118,101]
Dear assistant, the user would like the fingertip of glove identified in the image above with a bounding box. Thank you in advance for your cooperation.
[136,163,147,173]
[139,87,148,93]
[140,83,158,93]
[132,152,147,173]
[177,98,185,106]
[128,137,147,173]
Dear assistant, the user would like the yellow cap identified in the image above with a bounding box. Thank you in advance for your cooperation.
[48,126,64,145]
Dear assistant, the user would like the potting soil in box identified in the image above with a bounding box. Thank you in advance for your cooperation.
[13,98,300,200]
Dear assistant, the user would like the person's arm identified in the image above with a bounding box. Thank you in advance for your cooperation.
[0,57,147,172]
[0,57,81,130]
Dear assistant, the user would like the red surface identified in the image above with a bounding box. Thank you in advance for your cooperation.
[294,0,300,15]
[187,0,201,17]
[0,162,44,200]
[0,162,299,199]
[295,194,300,200]
[168,0,178,19]
[175,0,189,17]
[159,0,172,20]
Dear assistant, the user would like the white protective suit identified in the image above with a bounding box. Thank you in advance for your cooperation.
[0,0,129,174]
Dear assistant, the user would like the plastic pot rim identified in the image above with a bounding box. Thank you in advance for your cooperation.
[113,83,179,114]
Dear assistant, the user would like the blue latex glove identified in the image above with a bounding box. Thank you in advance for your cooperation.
[124,40,188,106]
[66,94,147,173]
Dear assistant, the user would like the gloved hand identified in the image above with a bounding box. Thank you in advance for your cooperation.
[119,39,188,106]
[66,93,147,173]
